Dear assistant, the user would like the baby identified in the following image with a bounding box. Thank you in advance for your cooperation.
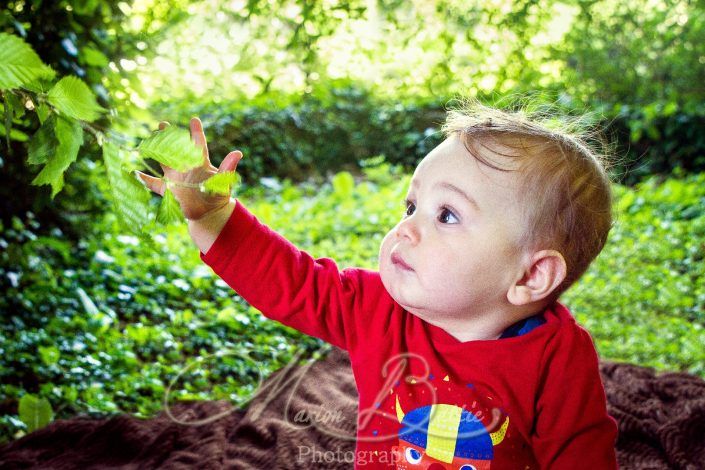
[138,103,618,469]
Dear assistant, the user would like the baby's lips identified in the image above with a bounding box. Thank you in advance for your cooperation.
[391,252,413,271]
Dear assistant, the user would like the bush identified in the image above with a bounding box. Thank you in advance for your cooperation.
[606,103,705,184]
[156,88,445,186]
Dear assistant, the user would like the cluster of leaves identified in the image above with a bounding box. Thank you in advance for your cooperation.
[0,33,238,237]
[1,1,129,225]
[0,31,102,197]
[1,156,704,442]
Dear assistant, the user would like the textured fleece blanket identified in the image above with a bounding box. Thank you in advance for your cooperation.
[1,348,704,469]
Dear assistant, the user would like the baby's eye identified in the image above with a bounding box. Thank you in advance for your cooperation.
[439,206,459,224]
[404,199,415,217]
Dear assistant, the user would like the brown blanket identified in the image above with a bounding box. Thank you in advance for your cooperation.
[1,348,704,469]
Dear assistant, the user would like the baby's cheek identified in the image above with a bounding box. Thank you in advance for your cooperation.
[378,232,396,265]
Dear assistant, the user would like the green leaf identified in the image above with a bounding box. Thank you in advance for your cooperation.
[31,116,83,197]
[0,33,55,90]
[332,171,355,197]
[216,306,238,324]
[3,90,24,119]
[38,346,60,366]
[0,124,28,141]
[37,103,50,124]
[156,188,184,225]
[2,91,24,148]
[103,141,151,234]
[28,115,57,165]
[18,394,53,433]
[138,126,203,172]
[47,76,104,122]
[82,47,109,67]
[203,171,240,195]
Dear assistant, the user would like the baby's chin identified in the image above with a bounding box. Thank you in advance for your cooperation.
[379,267,420,313]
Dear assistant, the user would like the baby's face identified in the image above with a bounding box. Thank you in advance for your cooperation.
[378,136,528,323]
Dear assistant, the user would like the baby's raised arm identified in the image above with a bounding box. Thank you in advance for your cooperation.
[137,118,375,352]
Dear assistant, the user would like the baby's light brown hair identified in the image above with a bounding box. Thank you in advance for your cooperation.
[442,100,614,303]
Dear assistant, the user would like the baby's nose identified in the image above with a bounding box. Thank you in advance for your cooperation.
[396,217,420,242]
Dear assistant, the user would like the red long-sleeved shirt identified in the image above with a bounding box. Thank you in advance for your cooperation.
[200,199,618,469]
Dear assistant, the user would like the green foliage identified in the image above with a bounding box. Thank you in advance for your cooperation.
[47,76,104,122]
[0,33,230,235]
[564,172,705,374]
[607,104,705,184]
[27,115,56,165]
[143,0,705,184]
[555,0,704,108]
[203,171,239,194]
[30,116,83,197]
[0,32,55,89]
[1,160,703,443]
[0,0,197,228]
[18,395,53,433]
[137,126,203,172]
[156,189,184,225]
[170,89,443,185]
[102,141,152,233]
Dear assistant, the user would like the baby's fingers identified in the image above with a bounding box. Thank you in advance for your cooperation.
[135,170,166,196]
[190,117,210,166]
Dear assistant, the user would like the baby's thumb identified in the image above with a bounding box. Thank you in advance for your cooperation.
[135,171,166,196]
[218,151,243,173]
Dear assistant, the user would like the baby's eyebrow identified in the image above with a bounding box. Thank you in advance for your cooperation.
[411,179,480,211]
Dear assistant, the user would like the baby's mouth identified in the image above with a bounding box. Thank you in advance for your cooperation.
[391,253,413,271]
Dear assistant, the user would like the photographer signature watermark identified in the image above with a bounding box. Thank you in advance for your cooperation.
[162,343,502,443]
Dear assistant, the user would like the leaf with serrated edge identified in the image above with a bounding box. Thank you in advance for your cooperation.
[103,142,151,233]
[0,33,55,90]
[18,394,53,433]
[47,76,104,122]
[156,188,184,225]
[31,116,83,197]
[138,126,203,172]
[203,171,239,194]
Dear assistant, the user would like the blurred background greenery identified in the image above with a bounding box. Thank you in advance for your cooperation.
[1,0,704,443]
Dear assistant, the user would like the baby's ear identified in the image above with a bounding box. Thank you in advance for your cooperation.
[507,250,566,306]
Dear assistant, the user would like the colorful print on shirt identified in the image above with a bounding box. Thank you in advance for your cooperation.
[392,396,509,470]
[360,365,529,470]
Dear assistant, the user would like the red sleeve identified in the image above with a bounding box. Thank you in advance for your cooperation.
[200,199,367,351]
[531,325,619,469]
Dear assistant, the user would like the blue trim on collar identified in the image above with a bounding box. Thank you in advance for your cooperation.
[499,313,547,339]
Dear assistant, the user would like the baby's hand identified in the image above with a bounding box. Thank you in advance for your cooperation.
[136,117,243,221]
